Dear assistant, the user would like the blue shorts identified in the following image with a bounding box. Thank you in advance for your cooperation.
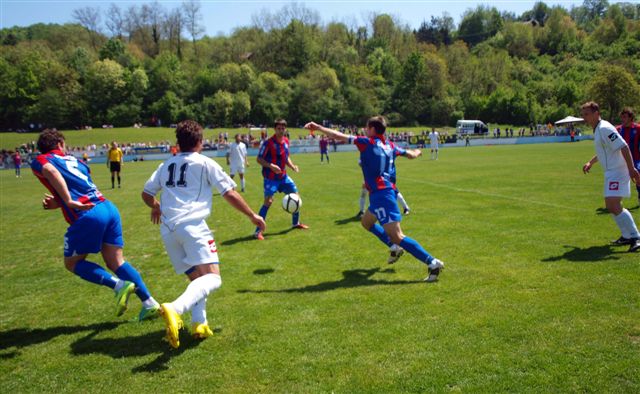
[64,200,124,257]
[263,175,298,197]
[368,189,402,225]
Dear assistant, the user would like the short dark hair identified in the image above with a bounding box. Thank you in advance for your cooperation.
[367,115,387,134]
[274,119,287,128]
[37,129,65,153]
[581,101,600,113]
[620,107,635,120]
[175,120,203,152]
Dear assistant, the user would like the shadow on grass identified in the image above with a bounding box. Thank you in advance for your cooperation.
[541,245,626,262]
[221,227,295,246]
[237,267,424,293]
[0,322,123,359]
[70,328,205,373]
[334,214,361,225]
[253,268,275,275]
[596,205,638,215]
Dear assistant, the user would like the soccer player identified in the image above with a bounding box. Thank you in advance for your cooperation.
[142,120,265,348]
[429,128,439,160]
[226,133,249,192]
[107,141,123,189]
[254,119,309,240]
[616,107,640,205]
[306,116,445,282]
[319,136,330,163]
[31,129,160,321]
[581,102,640,252]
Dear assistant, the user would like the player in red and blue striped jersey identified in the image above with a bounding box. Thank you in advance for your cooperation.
[617,107,640,205]
[305,116,445,282]
[254,119,308,240]
[31,129,160,320]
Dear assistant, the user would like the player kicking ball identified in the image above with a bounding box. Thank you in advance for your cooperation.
[581,102,640,252]
[32,129,160,321]
[254,119,308,240]
[305,116,445,282]
[142,121,265,348]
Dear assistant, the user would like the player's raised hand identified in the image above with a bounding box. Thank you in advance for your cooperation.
[42,193,59,210]
[270,163,282,174]
[304,122,320,131]
[582,162,592,174]
[251,214,266,232]
[150,205,162,224]
[67,200,94,211]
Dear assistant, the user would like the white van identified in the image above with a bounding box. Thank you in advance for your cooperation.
[456,120,487,134]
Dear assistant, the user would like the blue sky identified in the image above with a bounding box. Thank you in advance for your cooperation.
[1,1,592,36]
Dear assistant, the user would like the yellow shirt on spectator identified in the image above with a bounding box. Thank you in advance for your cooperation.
[108,148,123,162]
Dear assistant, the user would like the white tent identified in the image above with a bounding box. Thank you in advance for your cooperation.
[554,116,583,125]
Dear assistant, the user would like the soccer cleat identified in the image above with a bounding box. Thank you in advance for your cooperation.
[388,247,404,264]
[115,281,135,317]
[254,231,264,240]
[292,223,309,230]
[191,322,214,339]
[424,259,445,283]
[403,208,410,215]
[138,304,160,321]
[612,236,634,246]
[160,303,183,349]
[629,239,640,253]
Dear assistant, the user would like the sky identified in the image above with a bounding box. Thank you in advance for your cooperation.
[1,0,597,36]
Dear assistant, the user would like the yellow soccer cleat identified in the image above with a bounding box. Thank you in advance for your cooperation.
[115,281,135,317]
[191,322,214,339]
[160,303,183,348]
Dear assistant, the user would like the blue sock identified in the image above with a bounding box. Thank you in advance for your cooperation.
[115,262,151,301]
[256,204,269,232]
[292,212,300,226]
[73,260,118,289]
[368,224,393,247]
[399,237,434,264]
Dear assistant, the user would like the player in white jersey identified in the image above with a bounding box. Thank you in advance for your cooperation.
[142,121,266,348]
[429,129,439,160]
[226,133,249,192]
[581,102,640,252]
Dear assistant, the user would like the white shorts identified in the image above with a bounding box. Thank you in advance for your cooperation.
[230,162,245,176]
[160,219,219,274]
[603,170,631,198]
[430,143,439,150]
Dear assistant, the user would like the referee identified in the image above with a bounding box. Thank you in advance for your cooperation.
[107,141,123,188]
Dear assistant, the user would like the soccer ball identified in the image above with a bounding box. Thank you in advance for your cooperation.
[282,193,301,214]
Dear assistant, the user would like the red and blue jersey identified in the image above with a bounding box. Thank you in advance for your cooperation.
[31,149,105,224]
[259,135,290,180]
[319,139,329,152]
[350,135,406,193]
[617,122,640,161]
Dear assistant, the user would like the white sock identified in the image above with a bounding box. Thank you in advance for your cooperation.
[142,297,159,309]
[359,188,367,212]
[191,298,207,325]
[390,244,401,252]
[397,192,409,211]
[114,279,125,292]
[172,273,221,315]
[241,178,245,190]
[614,209,640,238]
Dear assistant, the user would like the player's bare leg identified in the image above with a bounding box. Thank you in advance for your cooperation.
[606,196,640,252]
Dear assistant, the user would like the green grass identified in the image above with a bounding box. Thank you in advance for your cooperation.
[1,142,639,392]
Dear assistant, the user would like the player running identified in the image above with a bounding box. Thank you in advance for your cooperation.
[306,116,445,282]
[31,129,160,321]
[581,102,640,252]
[226,133,249,192]
[142,120,265,348]
[616,107,640,206]
[253,119,309,240]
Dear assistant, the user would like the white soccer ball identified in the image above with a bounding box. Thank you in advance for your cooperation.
[282,193,301,214]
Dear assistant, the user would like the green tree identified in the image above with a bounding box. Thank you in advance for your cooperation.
[150,91,185,124]
[587,65,640,120]
[248,72,291,125]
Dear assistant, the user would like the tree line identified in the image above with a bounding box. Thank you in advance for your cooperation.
[1,0,639,130]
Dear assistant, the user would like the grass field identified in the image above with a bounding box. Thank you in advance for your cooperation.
[1,142,639,392]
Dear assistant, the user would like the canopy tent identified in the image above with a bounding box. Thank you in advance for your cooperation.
[554,116,584,125]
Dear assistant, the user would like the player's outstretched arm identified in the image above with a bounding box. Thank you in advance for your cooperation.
[41,163,93,211]
[404,149,422,159]
[223,189,266,231]
[141,191,162,224]
[304,122,350,142]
